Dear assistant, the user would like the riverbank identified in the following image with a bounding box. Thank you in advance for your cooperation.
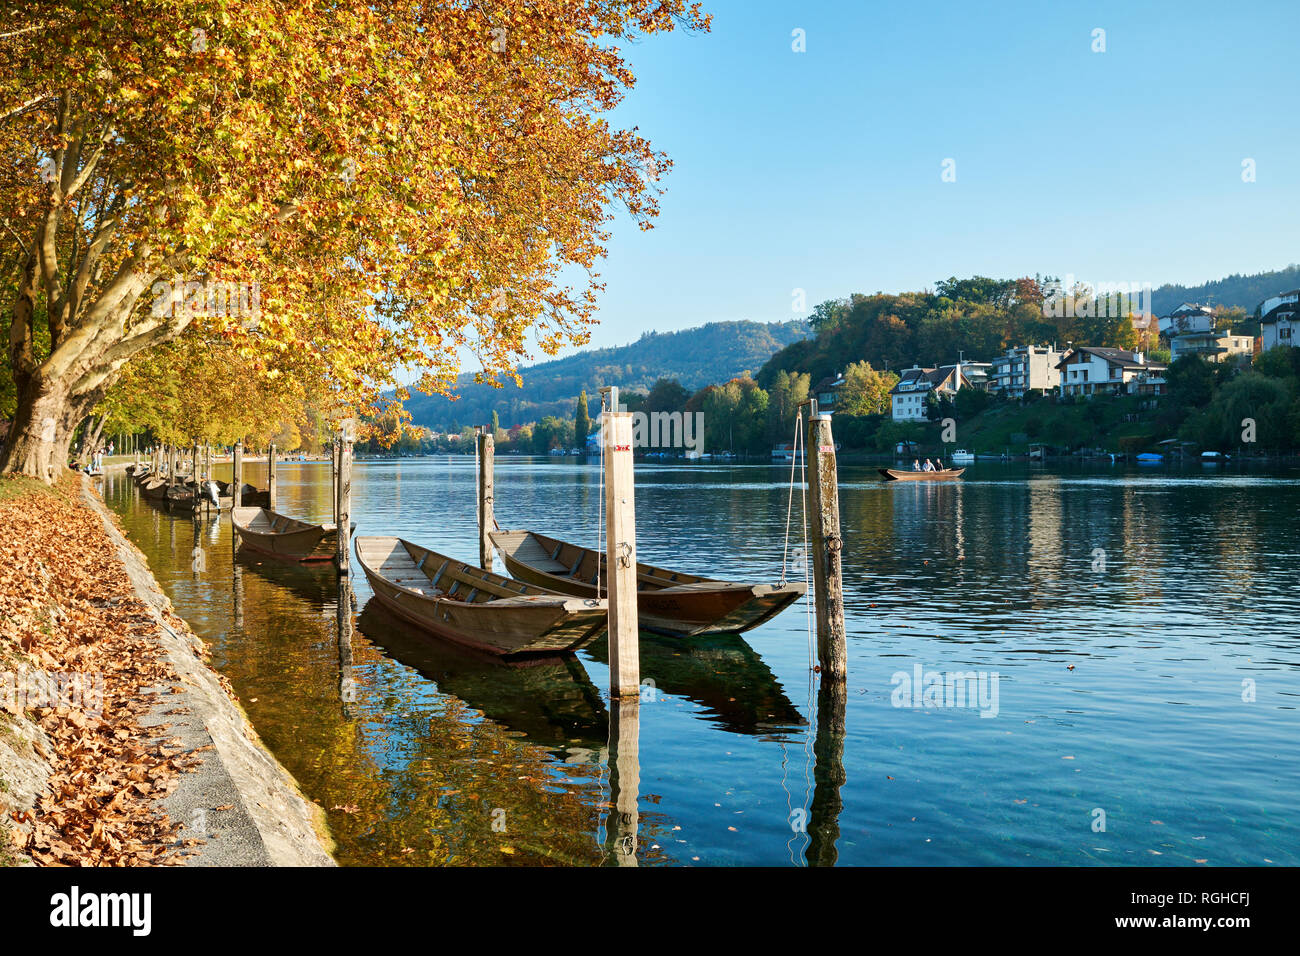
[0,471,334,866]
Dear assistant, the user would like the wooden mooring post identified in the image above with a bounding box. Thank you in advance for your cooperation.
[232,442,243,509]
[805,401,847,680]
[476,425,494,571]
[600,386,639,699]
[267,443,278,511]
[335,421,353,572]
[331,439,340,526]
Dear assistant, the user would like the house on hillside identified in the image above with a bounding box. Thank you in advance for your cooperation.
[812,372,846,412]
[1056,348,1167,397]
[1158,303,1253,363]
[1258,291,1300,351]
[990,346,1062,399]
[889,365,969,421]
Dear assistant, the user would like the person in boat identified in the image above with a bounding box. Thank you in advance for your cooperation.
[913,458,922,471]
[923,458,935,472]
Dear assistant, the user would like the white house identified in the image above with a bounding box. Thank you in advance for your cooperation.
[1259,291,1300,351]
[1159,303,1254,363]
[990,346,1062,399]
[1056,348,1167,397]
[889,365,969,421]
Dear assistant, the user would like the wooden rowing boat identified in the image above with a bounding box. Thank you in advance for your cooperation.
[139,476,170,499]
[489,529,806,638]
[355,536,609,657]
[879,467,965,481]
[232,507,354,563]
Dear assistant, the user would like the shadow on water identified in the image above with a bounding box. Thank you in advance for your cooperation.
[585,632,807,737]
[357,599,610,761]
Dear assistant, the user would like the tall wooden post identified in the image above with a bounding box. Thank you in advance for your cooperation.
[232,442,243,509]
[602,392,639,699]
[336,421,353,571]
[331,439,340,526]
[267,443,277,511]
[476,426,495,571]
[807,408,847,680]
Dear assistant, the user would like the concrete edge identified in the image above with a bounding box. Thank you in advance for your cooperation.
[80,476,336,867]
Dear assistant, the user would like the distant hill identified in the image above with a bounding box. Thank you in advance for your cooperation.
[405,320,811,430]
[1150,265,1300,316]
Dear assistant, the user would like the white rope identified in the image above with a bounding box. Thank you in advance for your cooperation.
[596,402,606,600]
[800,421,813,669]
[779,409,802,587]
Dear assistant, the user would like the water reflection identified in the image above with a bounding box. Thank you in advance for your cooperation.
[586,632,805,737]
[358,600,609,761]
[101,460,1300,867]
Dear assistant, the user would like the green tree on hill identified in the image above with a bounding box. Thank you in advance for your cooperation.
[574,391,591,448]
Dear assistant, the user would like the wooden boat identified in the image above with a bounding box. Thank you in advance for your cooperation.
[234,484,272,508]
[878,467,965,481]
[489,529,806,638]
[355,536,609,657]
[139,476,170,499]
[231,507,354,563]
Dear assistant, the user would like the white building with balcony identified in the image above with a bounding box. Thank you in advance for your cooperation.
[1158,303,1253,363]
[889,365,969,421]
[990,346,1062,399]
[1056,348,1167,397]
[1259,291,1300,351]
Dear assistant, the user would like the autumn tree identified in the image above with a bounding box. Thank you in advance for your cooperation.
[837,361,898,416]
[0,0,710,481]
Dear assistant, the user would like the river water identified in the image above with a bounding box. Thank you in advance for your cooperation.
[102,458,1300,866]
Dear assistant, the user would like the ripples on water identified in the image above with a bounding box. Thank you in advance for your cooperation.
[103,459,1300,866]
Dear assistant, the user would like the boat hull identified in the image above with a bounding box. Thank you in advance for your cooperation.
[879,468,965,481]
[231,507,349,562]
[356,537,608,657]
[490,530,806,638]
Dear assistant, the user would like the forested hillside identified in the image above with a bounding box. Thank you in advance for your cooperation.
[1150,265,1300,316]
[755,277,1136,389]
[404,320,809,430]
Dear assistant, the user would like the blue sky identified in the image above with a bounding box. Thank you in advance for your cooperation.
[562,0,1298,354]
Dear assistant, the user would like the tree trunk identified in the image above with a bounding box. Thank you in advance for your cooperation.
[0,378,71,483]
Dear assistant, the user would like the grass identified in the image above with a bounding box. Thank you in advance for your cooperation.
[0,474,62,505]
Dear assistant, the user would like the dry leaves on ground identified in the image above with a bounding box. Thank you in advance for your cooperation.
[0,474,201,865]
